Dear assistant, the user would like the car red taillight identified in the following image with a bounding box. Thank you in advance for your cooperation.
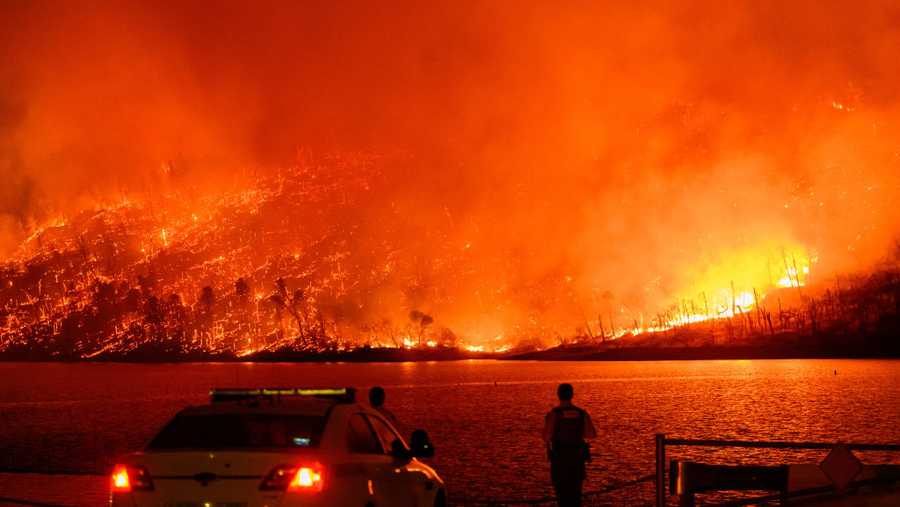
[260,463,325,492]
[110,464,154,492]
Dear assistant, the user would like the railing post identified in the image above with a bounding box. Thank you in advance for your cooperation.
[656,433,666,507]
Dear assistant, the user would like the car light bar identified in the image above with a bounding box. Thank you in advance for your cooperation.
[210,387,356,403]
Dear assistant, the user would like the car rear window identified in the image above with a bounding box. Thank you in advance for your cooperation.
[148,414,326,450]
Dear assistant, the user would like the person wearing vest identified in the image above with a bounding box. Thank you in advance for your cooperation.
[542,383,597,507]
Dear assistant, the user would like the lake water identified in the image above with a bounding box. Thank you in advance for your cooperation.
[1,359,899,505]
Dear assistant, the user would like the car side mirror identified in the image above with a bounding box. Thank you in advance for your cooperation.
[390,438,412,461]
[409,429,434,459]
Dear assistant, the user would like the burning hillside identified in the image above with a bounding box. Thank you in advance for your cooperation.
[0,149,891,360]
[3,2,900,358]
[0,155,498,357]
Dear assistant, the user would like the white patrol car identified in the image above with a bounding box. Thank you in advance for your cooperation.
[110,387,446,507]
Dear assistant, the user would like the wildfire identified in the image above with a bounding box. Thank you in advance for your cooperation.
[777,266,810,288]
[4,0,900,362]
[0,157,526,359]
[621,247,817,337]
[0,150,881,361]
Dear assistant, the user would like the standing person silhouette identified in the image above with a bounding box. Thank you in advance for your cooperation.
[542,383,596,507]
[368,386,399,426]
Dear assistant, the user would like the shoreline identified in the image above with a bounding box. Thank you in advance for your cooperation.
[506,345,900,361]
[2,344,900,363]
[0,346,497,363]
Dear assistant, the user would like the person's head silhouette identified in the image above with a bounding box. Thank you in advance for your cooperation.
[369,386,386,408]
[557,383,574,402]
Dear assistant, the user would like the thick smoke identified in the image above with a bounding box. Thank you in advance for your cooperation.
[3,0,900,340]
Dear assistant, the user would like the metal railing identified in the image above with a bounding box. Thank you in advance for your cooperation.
[654,433,900,507]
